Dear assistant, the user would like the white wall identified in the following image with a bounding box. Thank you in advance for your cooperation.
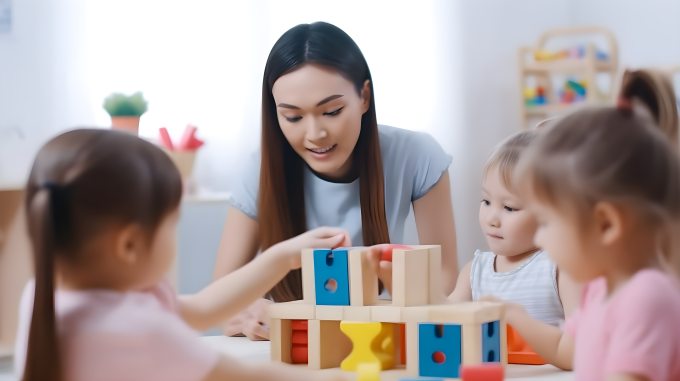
[1,0,679,268]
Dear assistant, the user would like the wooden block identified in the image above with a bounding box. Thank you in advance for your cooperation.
[405,322,419,376]
[308,320,353,369]
[340,322,394,371]
[301,249,316,303]
[269,300,316,320]
[401,307,432,323]
[392,248,429,307]
[343,306,371,321]
[371,305,403,323]
[348,248,379,306]
[316,305,344,321]
[270,319,292,363]
[500,317,508,367]
[461,324,482,365]
[425,246,447,304]
[427,302,504,325]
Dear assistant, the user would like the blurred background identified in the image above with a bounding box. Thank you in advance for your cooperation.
[1,0,680,373]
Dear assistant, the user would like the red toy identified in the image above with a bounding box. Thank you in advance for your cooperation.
[158,124,204,152]
[460,363,504,381]
[379,244,413,262]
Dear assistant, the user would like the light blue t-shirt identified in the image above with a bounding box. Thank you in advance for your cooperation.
[229,125,452,246]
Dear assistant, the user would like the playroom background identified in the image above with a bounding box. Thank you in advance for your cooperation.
[1,0,680,374]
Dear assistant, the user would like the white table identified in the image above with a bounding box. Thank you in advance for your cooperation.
[201,336,574,380]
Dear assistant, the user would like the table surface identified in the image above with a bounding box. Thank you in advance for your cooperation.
[202,336,574,381]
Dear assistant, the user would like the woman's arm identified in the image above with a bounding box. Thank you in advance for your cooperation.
[447,260,473,303]
[413,170,459,295]
[202,354,347,381]
[212,207,261,281]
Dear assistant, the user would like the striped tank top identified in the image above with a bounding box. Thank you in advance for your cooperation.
[470,249,564,327]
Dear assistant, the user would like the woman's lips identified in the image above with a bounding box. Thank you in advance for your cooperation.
[306,144,337,159]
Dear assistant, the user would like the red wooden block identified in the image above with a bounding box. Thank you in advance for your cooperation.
[291,320,308,330]
[380,244,413,262]
[292,344,308,364]
[460,363,504,381]
[292,331,308,345]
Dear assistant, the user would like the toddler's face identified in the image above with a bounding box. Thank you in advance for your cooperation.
[479,166,538,257]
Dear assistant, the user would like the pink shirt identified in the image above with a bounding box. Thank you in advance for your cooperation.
[14,280,218,381]
[565,269,680,381]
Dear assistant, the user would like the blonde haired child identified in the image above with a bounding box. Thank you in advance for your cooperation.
[484,69,680,381]
[370,130,580,326]
[14,129,348,381]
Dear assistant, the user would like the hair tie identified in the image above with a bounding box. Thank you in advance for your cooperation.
[41,182,70,241]
[616,97,633,113]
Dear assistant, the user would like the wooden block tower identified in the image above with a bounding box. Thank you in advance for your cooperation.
[269,245,507,379]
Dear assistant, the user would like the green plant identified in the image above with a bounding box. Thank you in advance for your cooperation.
[103,92,148,117]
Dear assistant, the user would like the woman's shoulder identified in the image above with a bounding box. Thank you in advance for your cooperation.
[378,124,445,157]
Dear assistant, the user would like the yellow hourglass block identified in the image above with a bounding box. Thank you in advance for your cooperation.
[340,321,395,371]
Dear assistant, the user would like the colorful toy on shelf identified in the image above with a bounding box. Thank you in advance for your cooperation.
[268,246,508,379]
[559,79,587,104]
[534,45,608,62]
[524,86,547,107]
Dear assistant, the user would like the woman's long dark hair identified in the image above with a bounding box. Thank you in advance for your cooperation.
[22,129,182,381]
[260,22,390,301]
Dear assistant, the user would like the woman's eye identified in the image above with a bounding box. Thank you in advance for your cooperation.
[285,116,302,123]
[481,199,490,206]
[504,206,517,212]
[324,107,344,116]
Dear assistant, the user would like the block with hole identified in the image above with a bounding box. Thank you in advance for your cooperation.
[418,323,462,378]
[314,249,350,305]
[482,321,501,363]
[507,324,546,365]
[340,321,396,371]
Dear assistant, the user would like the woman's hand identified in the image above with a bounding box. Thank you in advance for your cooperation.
[266,227,351,270]
[479,294,529,327]
[220,298,272,341]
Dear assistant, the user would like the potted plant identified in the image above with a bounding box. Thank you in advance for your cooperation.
[103,92,148,134]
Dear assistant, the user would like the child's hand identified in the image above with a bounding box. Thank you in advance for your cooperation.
[269,227,351,270]
[479,294,529,326]
[366,244,412,295]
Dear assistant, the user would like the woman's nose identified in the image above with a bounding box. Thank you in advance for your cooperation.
[306,119,328,142]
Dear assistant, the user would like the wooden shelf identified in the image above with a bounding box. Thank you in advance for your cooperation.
[519,26,619,128]
[523,59,616,74]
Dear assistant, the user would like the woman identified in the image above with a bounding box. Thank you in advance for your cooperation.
[212,22,458,340]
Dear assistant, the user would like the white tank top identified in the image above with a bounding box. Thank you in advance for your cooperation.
[470,249,564,327]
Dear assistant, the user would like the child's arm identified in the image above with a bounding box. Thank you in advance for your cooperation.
[481,295,574,370]
[446,260,473,303]
[178,227,351,331]
[202,354,347,381]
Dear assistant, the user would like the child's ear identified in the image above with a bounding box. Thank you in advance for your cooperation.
[114,224,145,265]
[593,202,624,246]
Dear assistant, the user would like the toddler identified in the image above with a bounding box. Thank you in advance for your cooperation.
[14,129,348,381]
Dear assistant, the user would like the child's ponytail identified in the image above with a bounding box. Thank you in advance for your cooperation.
[619,69,680,274]
[23,187,62,381]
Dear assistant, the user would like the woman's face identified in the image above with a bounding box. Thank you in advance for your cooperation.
[272,63,370,181]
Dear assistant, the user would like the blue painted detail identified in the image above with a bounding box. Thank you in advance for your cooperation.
[418,323,461,378]
[482,320,501,363]
[313,249,350,305]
